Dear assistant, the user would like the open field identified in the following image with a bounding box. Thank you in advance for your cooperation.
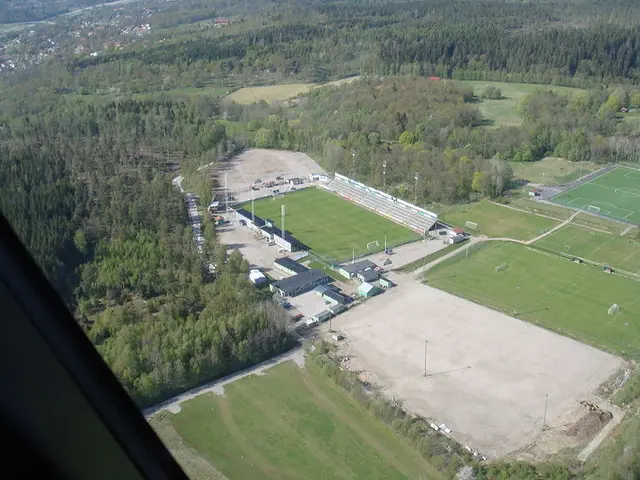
[166,361,441,480]
[510,157,598,186]
[331,273,622,458]
[428,241,640,355]
[249,187,420,261]
[552,167,640,224]
[401,241,467,272]
[535,224,640,272]
[508,197,574,220]
[226,77,360,104]
[439,201,559,241]
[458,81,583,127]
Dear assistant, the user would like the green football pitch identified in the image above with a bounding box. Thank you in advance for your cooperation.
[535,224,640,273]
[167,361,442,480]
[428,241,640,356]
[248,187,420,261]
[552,167,640,224]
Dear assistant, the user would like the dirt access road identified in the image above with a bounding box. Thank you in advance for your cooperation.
[144,348,304,418]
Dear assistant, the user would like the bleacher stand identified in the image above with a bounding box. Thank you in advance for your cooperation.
[323,173,438,236]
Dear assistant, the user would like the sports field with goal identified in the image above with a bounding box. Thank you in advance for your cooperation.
[428,241,640,356]
[248,187,420,261]
[552,167,640,224]
[535,224,640,273]
[161,361,442,480]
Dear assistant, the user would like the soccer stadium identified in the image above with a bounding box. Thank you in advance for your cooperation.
[236,173,438,263]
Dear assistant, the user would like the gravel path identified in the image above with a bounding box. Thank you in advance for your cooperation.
[144,347,304,418]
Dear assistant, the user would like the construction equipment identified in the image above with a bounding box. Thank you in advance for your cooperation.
[580,400,602,412]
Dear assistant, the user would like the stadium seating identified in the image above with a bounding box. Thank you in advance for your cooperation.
[323,174,437,235]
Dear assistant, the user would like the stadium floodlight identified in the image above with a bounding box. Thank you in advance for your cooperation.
[465,221,478,231]
[608,303,620,315]
[587,205,601,214]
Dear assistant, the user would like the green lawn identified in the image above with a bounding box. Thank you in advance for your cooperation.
[249,188,420,262]
[535,224,640,272]
[552,167,640,224]
[440,201,559,241]
[401,241,467,272]
[428,241,640,356]
[168,361,442,480]
[510,157,597,186]
[458,81,583,127]
[508,197,574,220]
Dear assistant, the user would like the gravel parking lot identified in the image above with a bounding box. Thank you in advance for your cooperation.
[213,149,326,204]
[329,282,624,458]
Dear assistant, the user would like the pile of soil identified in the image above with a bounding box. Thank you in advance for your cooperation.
[566,409,613,443]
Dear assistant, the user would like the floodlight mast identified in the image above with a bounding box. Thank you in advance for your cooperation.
[281,204,286,241]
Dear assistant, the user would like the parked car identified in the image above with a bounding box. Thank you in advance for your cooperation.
[293,313,304,322]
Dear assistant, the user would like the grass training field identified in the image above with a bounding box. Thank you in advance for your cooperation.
[167,361,441,480]
[428,241,640,356]
[249,187,420,261]
[439,201,559,241]
[510,157,597,186]
[535,224,640,272]
[552,167,640,224]
[458,80,583,127]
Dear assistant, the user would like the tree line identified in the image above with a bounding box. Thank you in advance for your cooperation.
[0,97,292,407]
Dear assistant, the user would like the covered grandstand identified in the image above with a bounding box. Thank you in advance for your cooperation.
[323,173,438,236]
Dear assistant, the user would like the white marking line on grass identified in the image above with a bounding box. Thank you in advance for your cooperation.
[615,187,640,198]
[521,259,588,314]
[620,248,639,269]
[586,235,617,259]
[624,211,636,220]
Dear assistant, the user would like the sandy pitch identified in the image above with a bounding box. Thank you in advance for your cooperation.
[333,280,623,458]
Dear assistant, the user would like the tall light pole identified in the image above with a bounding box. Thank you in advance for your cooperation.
[352,150,356,177]
[414,172,419,204]
[251,187,255,224]
[281,204,286,240]
[224,174,229,212]
[382,159,387,189]
[542,393,549,431]
[423,340,429,377]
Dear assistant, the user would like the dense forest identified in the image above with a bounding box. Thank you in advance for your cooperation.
[0,98,291,407]
[232,76,640,204]
[49,0,640,96]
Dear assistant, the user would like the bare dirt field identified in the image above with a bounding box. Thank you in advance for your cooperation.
[213,149,326,204]
[329,281,624,458]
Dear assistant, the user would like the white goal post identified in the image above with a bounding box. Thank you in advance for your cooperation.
[587,205,601,214]
[465,221,479,231]
[367,240,380,250]
[608,303,620,315]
